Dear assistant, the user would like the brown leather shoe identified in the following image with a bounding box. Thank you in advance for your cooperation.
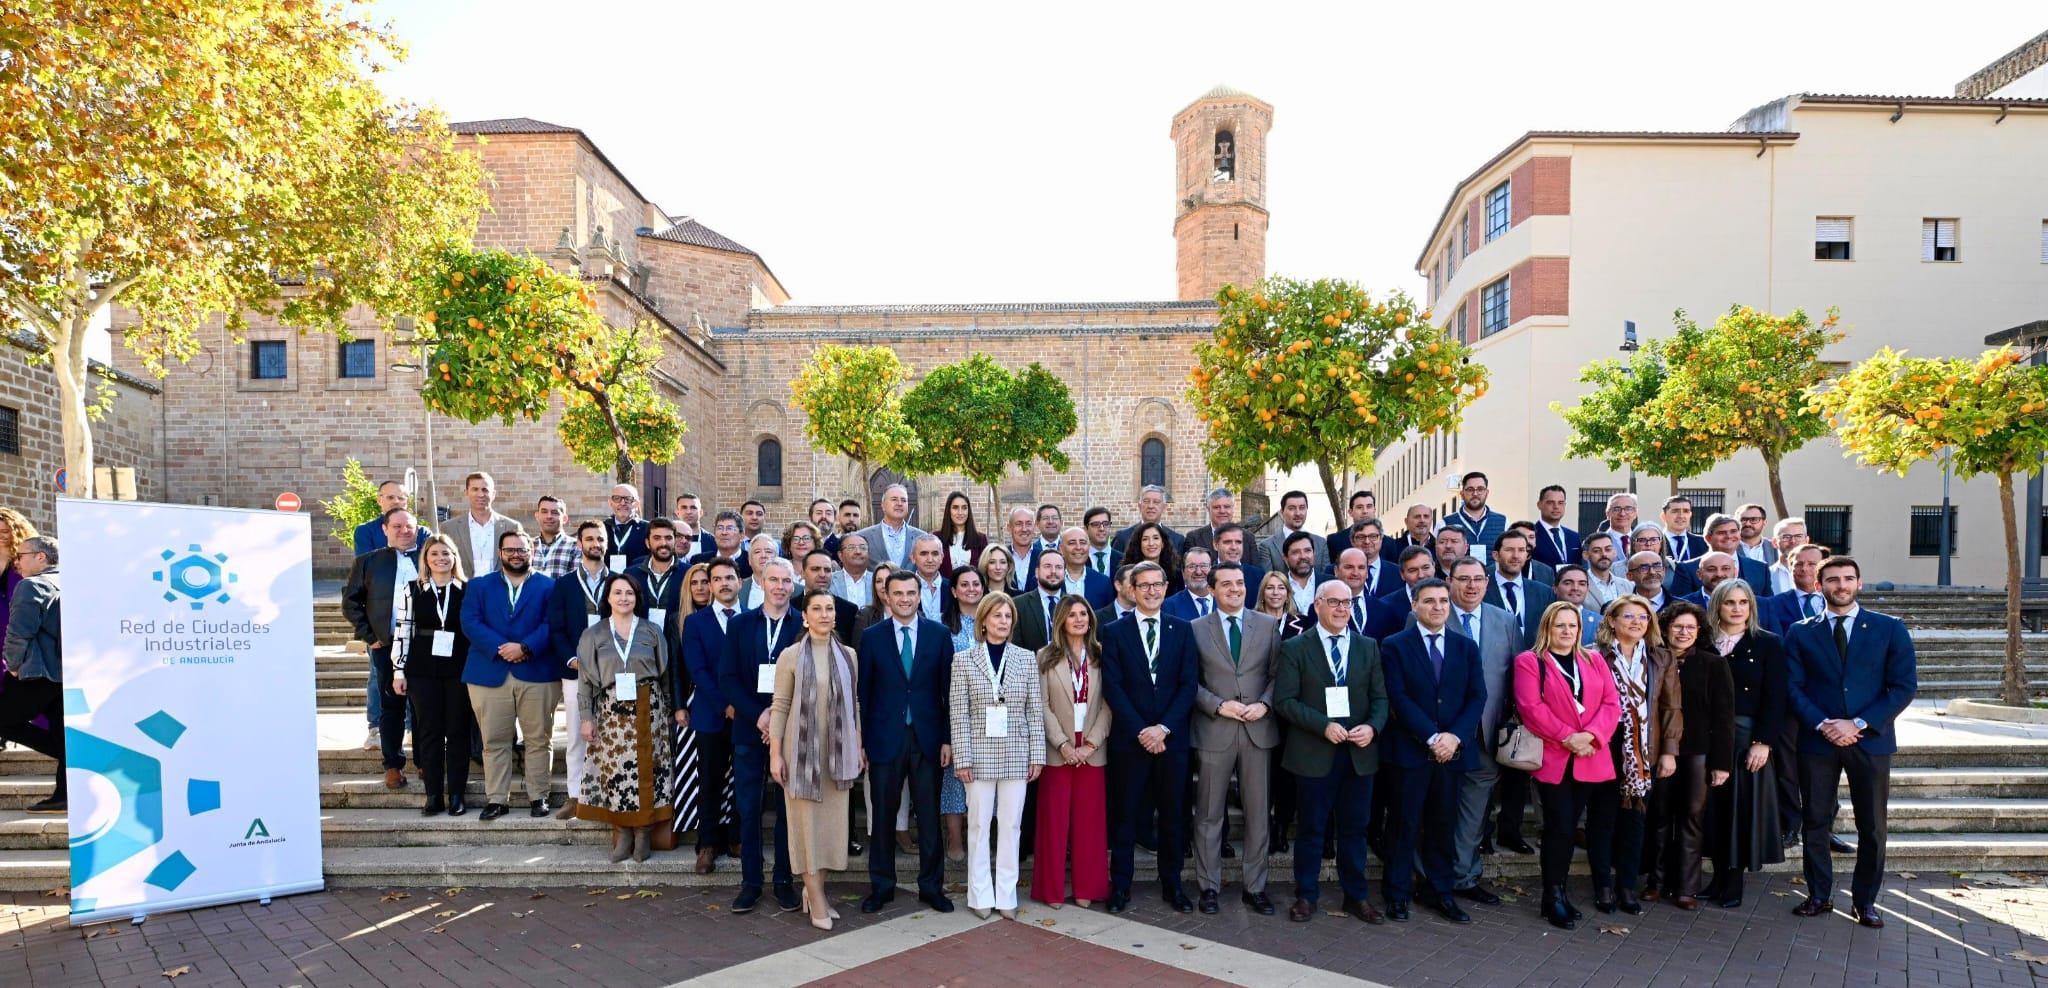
[1672,895,1700,911]
[1342,897,1386,925]
[695,848,716,875]
[1288,898,1315,922]
[1851,905,1884,929]
[383,768,405,790]
[1792,898,1835,918]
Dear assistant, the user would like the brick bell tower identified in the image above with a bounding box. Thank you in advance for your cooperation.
[1172,85,1273,301]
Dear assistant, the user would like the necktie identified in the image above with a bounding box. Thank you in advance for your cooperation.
[1145,618,1159,675]
[1803,593,1819,619]
[1427,633,1444,682]
[722,607,735,624]
[1227,615,1242,666]
[1503,581,1520,623]
[1198,596,1211,617]
[1351,598,1365,634]
[1460,612,1477,648]
[1046,596,1058,639]
[900,627,915,724]
[1327,635,1347,687]
[1094,550,1107,574]
[1833,615,1850,661]
[1553,526,1567,560]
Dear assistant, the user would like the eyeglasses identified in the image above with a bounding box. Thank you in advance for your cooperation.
[1087,520,1111,528]
[1615,612,1650,623]
[609,495,636,503]
[1462,486,1488,494]
[1134,581,1167,591]
[1629,563,1666,573]
[500,549,530,557]
[1318,597,1354,607]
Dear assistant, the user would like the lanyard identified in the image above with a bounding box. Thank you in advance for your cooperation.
[1549,652,1583,702]
[609,520,636,551]
[430,582,452,625]
[645,566,673,604]
[764,614,785,655]
[1070,657,1089,704]
[506,576,525,610]
[580,567,605,609]
[611,617,638,659]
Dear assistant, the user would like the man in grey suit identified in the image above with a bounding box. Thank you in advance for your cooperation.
[1189,561,1283,916]
[439,471,524,580]
[850,483,929,570]
[1257,490,1328,576]
[1441,555,1521,902]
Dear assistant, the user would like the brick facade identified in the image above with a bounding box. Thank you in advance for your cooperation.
[1171,88,1273,302]
[0,337,161,532]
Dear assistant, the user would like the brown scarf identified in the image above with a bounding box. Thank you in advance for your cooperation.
[1608,643,1653,808]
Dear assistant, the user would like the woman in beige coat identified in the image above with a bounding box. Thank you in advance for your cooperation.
[1030,595,1111,909]
[770,589,865,930]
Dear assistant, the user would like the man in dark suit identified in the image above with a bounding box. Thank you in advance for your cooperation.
[342,508,425,789]
[798,549,859,645]
[1761,544,1828,636]
[1012,548,1069,655]
[858,570,957,914]
[1659,495,1709,565]
[1531,484,1581,569]
[1274,580,1389,924]
[1112,484,1184,555]
[1330,548,1399,642]
[1785,557,1917,929]
[1692,513,1775,597]
[1380,579,1484,924]
[1257,490,1326,575]
[1384,505,1436,564]
[673,492,719,558]
[1095,564,1137,629]
[603,483,651,570]
[545,520,612,820]
[1209,523,1266,593]
[458,530,559,821]
[1340,520,1400,600]
[1100,561,1199,914]
[1678,551,1741,608]
[679,558,742,873]
[1482,529,1554,650]
[351,480,425,555]
[1325,490,1376,563]
[688,510,753,580]
[1181,487,1237,556]
[1374,545,1438,631]
[1162,546,1218,622]
[1053,525,1116,609]
[1439,557,1524,892]
[716,557,804,915]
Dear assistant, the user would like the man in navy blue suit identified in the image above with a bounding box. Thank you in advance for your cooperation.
[1210,523,1266,593]
[716,557,804,915]
[545,520,612,821]
[1681,514,1774,599]
[1379,580,1485,924]
[1375,545,1438,629]
[1162,546,1218,622]
[858,570,957,915]
[1677,552,1741,609]
[1784,556,1917,929]
[680,557,742,874]
[459,530,559,822]
[1761,544,1828,636]
[1101,560,1200,914]
[1659,495,1709,565]
[1531,485,1582,568]
[1053,526,1116,609]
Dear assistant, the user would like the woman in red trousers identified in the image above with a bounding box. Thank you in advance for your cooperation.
[1031,595,1111,908]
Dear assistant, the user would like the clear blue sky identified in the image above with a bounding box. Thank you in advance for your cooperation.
[369,1,2037,306]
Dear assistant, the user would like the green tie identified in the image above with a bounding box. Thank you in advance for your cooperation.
[1227,615,1242,667]
[1145,618,1159,675]
[1094,550,1107,574]
[900,626,915,724]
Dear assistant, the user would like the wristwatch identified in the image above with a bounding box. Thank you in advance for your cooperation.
[1852,717,1868,731]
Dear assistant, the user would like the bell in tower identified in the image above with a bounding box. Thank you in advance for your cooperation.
[1213,130,1235,182]
[1171,86,1272,301]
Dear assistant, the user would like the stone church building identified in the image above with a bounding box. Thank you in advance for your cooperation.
[30,87,1275,574]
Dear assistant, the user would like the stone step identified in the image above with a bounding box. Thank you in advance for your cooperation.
[1883,767,2048,799]
[1881,798,2048,833]
[1914,682,2043,699]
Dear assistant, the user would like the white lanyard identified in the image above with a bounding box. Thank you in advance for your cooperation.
[646,566,673,604]
[1548,652,1585,713]
[580,567,605,609]
[611,617,638,658]
[430,582,453,625]
[506,576,526,610]
[764,614,785,654]
[610,521,636,552]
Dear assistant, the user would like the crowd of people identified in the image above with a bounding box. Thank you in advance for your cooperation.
[340,471,1918,931]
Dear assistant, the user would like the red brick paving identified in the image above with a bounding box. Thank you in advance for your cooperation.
[805,921,1237,988]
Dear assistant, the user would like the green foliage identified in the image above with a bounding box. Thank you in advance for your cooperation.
[897,353,1077,485]
[318,457,384,550]
[1191,277,1485,519]
[1553,340,1721,485]
[412,246,687,482]
[788,344,921,473]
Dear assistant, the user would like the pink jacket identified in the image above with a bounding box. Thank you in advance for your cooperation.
[1512,649,1623,785]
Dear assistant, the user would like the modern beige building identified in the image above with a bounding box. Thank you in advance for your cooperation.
[1376,40,2048,586]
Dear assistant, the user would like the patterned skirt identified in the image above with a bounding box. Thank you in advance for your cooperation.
[576,682,676,828]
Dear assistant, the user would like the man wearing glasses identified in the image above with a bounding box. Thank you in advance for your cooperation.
[1339,519,1398,599]
[1735,503,1777,566]
[459,530,561,821]
[1625,551,1671,611]
[1082,507,1117,576]
[1440,472,1506,565]
[1101,561,1201,914]
[605,483,650,570]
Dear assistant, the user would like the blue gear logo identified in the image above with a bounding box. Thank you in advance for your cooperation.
[65,693,222,908]
[153,544,237,611]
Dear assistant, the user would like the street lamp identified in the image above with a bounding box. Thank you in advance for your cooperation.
[1619,320,1640,495]
[387,358,440,528]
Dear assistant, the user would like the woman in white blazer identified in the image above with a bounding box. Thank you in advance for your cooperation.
[949,592,1045,919]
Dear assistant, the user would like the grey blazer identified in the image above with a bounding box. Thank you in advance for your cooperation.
[851,522,931,570]
[1191,609,1282,751]
[1257,528,1329,576]
[1427,602,1521,762]
[439,511,524,576]
[947,641,1045,781]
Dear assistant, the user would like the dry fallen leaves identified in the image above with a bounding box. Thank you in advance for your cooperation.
[528,893,549,900]
[444,887,465,895]
[82,927,120,939]
[1038,919,1056,927]
[1788,876,1806,886]
[432,910,457,919]
[631,890,662,899]
[41,888,65,898]
[1598,925,1629,936]
[2011,950,2048,964]
[163,965,193,979]
[586,888,610,896]
[380,892,410,903]
[427,927,446,935]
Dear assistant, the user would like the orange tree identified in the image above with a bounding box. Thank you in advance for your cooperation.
[1653,305,1845,516]
[1816,346,2048,705]
[1190,277,1485,521]
[789,344,922,487]
[412,247,686,483]
[897,354,1075,517]
[0,0,486,497]
[1555,338,1723,496]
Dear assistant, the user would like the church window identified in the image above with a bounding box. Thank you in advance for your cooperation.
[757,437,783,488]
[1140,437,1167,490]
[339,339,377,379]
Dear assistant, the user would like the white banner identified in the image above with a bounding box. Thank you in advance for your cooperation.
[56,498,323,925]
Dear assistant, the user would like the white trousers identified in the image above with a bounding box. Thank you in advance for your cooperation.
[965,778,1026,909]
[562,681,586,799]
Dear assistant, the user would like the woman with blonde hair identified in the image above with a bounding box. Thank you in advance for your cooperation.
[1703,578,1785,909]
[1583,594,1681,915]
[393,533,472,816]
[1031,595,1110,909]
[1514,600,1623,929]
[978,545,1017,599]
[770,588,865,929]
[949,592,1044,919]
[1253,570,1308,640]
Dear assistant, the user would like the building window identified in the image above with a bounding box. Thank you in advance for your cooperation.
[1453,302,1469,343]
[1483,180,1511,242]
[1459,214,1471,258]
[251,341,289,380]
[2039,220,2047,263]
[756,437,783,488]
[1814,216,1852,260]
[1805,505,1853,555]
[1921,218,1959,262]
[1909,506,1958,557]
[1479,276,1510,336]
[0,405,17,456]
[1677,489,1726,531]
[338,339,377,379]
[1577,489,1621,536]
[1140,437,1167,490]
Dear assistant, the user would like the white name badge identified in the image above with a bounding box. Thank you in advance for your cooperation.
[586,613,601,628]
[609,554,628,573]
[1325,686,1352,720]
[615,672,637,701]
[1071,701,1088,733]
[648,608,667,629]
[984,705,1010,738]
[431,630,456,657]
[756,663,777,695]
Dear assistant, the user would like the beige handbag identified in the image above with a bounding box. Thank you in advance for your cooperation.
[1494,660,1545,772]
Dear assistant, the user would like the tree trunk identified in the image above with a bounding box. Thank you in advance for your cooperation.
[1999,471,2030,706]
[1667,476,1682,497]
[1315,459,1344,528]
[54,315,96,501]
[593,394,634,484]
[1762,449,1790,519]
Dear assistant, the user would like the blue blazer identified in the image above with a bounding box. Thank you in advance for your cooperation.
[1675,557,1776,601]
[1099,612,1199,751]
[1379,625,1486,771]
[546,567,608,681]
[856,616,954,763]
[1760,589,1825,637]
[1784,609,1918,755]
[1075,569,1114,609]
[680,605,736,731]
[1376,586,1414,629]
[459,571,557,687]
[1160,589,1217,623]
[717,608,804,747]
[1531,524,1582,569]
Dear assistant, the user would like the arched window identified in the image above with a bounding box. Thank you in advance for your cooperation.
[1140,437,1167,490]
[1212,129,1235,182]
[756,437,783,488]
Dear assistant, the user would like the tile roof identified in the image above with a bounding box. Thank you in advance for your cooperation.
[448,117,579,135]
[759,300,1216,316]
[642,219,760,258]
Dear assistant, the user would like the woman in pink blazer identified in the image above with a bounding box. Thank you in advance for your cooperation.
[1513,600,1623,930]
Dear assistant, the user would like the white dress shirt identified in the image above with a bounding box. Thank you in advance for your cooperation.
[466,514,497,577]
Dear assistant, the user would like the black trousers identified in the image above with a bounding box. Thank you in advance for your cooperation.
[1801,744,1890,910]
[1638,774,1673,890]
[1108,747,1189,896]
[868,725,945,898]
[0,675,63,786]
[407,672,472,802]
[1383,760,1463,903]
[1495,765,1534,841]
[1775,714,1805,834]
[694,728,734,853]
[1536,776,1597,887]
[368,646,408,771]
[1585,783,1646,892]
[1668,754,1713,897]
